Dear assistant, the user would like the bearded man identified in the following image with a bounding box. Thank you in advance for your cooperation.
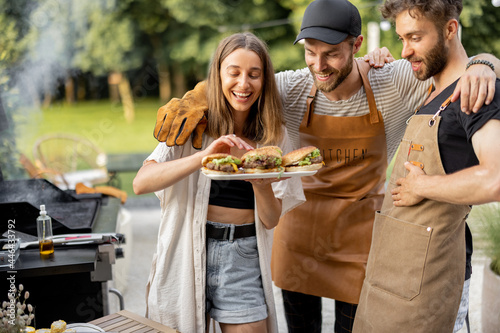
[353,0,500,332]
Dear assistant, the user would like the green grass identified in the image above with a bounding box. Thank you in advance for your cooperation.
[14,98,162,158]
[14,98,163,198]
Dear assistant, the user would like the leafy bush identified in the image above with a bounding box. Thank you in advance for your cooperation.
[473,203,500,275]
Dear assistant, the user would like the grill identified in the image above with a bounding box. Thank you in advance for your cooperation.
[0,178,101,236]
[0,177,124,325]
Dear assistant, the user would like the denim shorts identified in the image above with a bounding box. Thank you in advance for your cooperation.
[206,221,267,324]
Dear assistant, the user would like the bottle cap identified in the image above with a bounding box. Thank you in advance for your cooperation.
[40,205,46,215]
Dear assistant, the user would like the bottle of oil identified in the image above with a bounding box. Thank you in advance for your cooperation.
[37,204,54,257]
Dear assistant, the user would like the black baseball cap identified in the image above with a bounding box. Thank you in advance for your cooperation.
[294,0,362,45]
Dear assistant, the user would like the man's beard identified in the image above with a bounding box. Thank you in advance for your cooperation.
[409,33,448,81]
[309,56,353,93]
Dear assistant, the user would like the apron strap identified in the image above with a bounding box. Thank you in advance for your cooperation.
[428,93,454,127]
[304,60,380,127]
[355,59,379,124]
[305,84,317,127]
[408,84,453,127]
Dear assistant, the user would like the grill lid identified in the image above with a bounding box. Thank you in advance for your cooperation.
[0,179,100,235]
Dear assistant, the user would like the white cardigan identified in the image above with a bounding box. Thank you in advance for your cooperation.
[145,128,305,332]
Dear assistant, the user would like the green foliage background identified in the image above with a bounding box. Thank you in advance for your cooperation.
[469,204,500,275]
[1,0,499,181]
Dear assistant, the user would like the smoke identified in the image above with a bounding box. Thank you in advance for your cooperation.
[7,0,112,108]
[0,0,114,179]
[22,1,69,104]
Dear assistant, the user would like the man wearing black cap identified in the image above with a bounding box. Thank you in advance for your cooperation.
[151,0,499,331]
[271,0,429,331]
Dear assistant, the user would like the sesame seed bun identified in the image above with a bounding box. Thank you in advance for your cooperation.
[284,163,323,172]
[241,146,282,161]
[201,167,242,175]
[282,146,323,172]
[243,167,282,174]
[241,146,283,173]
[282,146,317,166]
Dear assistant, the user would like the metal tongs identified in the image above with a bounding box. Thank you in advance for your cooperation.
[2,231,124,249]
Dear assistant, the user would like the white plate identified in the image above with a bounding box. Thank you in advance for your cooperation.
[201,170,317,180]
[66,323,105,332]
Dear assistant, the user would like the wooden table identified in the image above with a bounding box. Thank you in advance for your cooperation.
[90,310,178,332]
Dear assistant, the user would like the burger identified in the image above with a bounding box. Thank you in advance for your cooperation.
[241,146,283,173]
[282,146,324,172]
[202,153,242,174]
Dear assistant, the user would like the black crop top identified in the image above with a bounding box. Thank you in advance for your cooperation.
[209,179,255,209]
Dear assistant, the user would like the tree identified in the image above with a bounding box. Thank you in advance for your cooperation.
[73,2,144,123]
[0,0,34,179]
[113,0,300,102]
[461,0,500,57]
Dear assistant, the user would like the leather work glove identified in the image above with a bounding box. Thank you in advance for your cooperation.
[153,81,208,149]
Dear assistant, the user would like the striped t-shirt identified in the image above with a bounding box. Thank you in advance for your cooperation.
[275,59,432,162]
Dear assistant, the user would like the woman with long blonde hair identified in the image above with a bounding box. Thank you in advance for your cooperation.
[134,32,304,333]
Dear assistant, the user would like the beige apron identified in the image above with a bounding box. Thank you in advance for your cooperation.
[353,94,471,332]
[272,60,387,304]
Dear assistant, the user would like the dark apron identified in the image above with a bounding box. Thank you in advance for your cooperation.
[353,94,470,332]
[272,60,387,304]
